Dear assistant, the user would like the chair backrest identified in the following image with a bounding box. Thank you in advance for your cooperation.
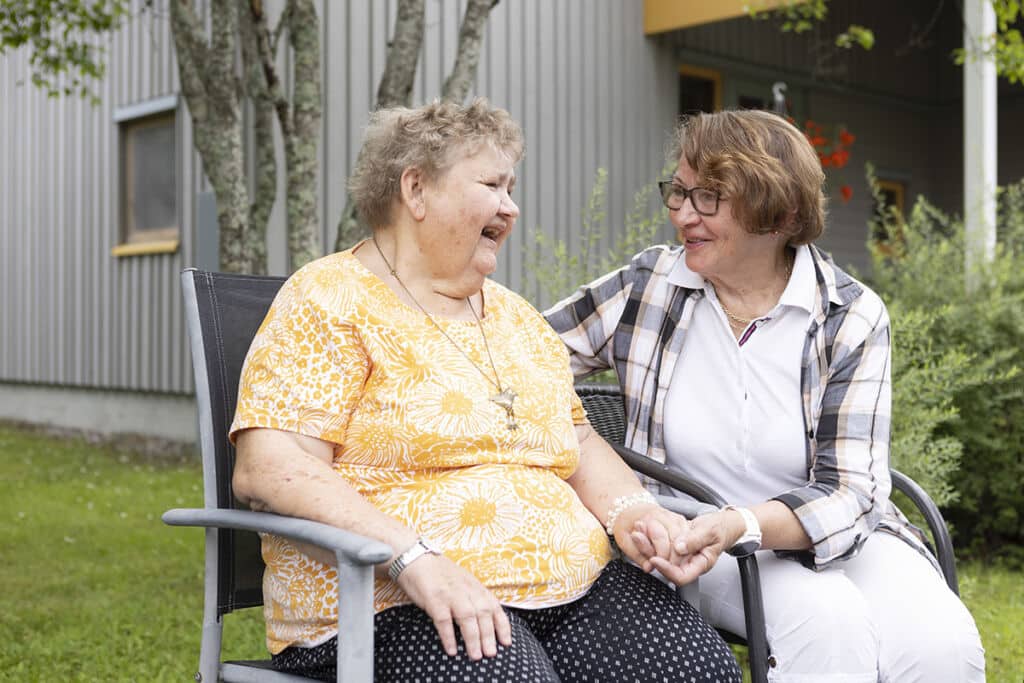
[181,268,286,616]
[574,384,627,446]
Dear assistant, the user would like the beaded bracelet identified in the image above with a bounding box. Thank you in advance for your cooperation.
[604,491,658,536]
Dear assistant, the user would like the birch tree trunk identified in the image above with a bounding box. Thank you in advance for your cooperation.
[441,0,498,102]
[333,0,425,252]
[169,0,256,273]
[238,0,272,274]
[244,0,321,272]
[282,0,321,270]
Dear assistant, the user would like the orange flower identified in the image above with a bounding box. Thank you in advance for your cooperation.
[830,149,850,168]
[840,185,853,202]
[839,130,856,147]
[809,135,829,148]
[820,155,832,167]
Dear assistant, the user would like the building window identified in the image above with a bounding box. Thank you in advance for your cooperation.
[679,65,721,115]
[113,96,179,256]
[871,178,906,254]
[876,179,906,219]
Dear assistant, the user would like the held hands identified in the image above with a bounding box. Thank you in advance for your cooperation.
[613,505,744,586]
[394,553,512,661]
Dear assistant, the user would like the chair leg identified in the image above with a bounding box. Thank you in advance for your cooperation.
[198,528,224,683]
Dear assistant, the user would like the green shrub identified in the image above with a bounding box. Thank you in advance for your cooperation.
[867,166,1024,561]
[526,166,673,309]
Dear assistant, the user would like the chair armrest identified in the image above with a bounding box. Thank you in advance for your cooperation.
[890,470,959,595]
[655,495,719,519]
[164,508,390,681]
[162,508,393,565]
[609,443,770,683]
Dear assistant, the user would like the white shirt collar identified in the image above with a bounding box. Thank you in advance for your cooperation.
[665,244,816,314]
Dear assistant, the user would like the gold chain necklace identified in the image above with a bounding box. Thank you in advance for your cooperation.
[717,254,794,329]
[371,238,519,431]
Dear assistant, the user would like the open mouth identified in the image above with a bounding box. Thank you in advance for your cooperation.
[481,225,503,241]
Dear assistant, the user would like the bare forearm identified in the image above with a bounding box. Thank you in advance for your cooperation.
[233,429,417,569]
[712,499,806,552]
[742,501,811,551]
[566,424,649,525]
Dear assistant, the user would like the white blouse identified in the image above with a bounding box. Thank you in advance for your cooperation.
[662,245,815,506]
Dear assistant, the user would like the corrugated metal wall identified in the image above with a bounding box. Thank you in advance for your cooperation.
[0,0,678,395]
[0,1,194,394]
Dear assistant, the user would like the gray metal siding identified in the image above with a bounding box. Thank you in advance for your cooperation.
[1,1,193,393]
[0,1,697,395]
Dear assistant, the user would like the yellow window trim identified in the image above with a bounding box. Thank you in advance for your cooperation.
[877,179,906,216]
[679,64,722,111]
[645,0,791,34]
[111,239,180,257]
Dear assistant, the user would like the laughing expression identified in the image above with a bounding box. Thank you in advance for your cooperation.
[421,146,520,282]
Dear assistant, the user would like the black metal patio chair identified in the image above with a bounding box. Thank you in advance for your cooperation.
[575,383,961,683]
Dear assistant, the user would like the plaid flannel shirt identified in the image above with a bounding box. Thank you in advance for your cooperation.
[546,244,936,571]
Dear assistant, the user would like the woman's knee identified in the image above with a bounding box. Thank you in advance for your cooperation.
[877,598,986,683]
[765,576,879,677]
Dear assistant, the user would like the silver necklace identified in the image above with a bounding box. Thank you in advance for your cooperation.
[371,238,519,431]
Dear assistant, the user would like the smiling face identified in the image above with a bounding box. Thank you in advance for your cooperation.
[419,144,520,284]
[670,160,775,285]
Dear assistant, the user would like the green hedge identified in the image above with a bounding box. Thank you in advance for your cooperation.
[866,169,1024,563]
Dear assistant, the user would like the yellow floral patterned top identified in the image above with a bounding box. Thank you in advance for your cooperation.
[230,247,613,653]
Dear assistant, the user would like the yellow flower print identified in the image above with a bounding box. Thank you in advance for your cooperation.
[506,468,576,511]
[406,380,495,438]
[546,515,601,586]
[428,478,523,551]
[344,414,412,467]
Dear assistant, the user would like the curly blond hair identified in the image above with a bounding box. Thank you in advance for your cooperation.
[668,109,826,245]
[349,97,524,230]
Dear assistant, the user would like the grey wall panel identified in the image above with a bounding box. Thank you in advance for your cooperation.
[1,0,685,396]
[0,0,193,394]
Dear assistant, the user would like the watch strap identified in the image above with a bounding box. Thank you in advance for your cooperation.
[723,505,763,557]
[387,538,440,581]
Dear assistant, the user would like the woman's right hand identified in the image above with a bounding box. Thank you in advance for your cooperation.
[395,554,512,660]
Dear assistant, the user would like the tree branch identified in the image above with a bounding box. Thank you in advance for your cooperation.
[283,0,322,269]
[238,0,274,273]
[441,0,499,102]
[248,0,292,137]
[376,0,424,108]
[168,0,213,119]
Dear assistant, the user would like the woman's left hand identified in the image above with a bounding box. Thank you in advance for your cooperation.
[618,507,736,586]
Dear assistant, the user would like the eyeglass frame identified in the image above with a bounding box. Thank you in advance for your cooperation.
[657,180,723,216]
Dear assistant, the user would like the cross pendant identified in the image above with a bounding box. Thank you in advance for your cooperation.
[489,387,519,431]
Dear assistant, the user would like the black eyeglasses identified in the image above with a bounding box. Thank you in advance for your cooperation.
[657,181,723,216]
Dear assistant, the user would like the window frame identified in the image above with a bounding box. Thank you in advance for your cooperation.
[679,64,722,113]
[112,95,180,257]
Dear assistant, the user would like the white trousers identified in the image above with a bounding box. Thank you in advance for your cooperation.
[698,533,986,682]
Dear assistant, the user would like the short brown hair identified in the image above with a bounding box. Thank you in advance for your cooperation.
[349,97,525,230]
[668,109,826,245]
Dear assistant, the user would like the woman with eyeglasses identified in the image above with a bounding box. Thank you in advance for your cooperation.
[545,109,985,682]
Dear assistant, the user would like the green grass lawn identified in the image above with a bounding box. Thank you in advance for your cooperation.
[1,423,1022,682]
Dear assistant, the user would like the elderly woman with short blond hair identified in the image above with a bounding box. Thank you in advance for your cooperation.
[228,98,740,682]
[546,108,985,682]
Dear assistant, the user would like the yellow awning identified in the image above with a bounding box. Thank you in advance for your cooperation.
[644,0,788,35]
